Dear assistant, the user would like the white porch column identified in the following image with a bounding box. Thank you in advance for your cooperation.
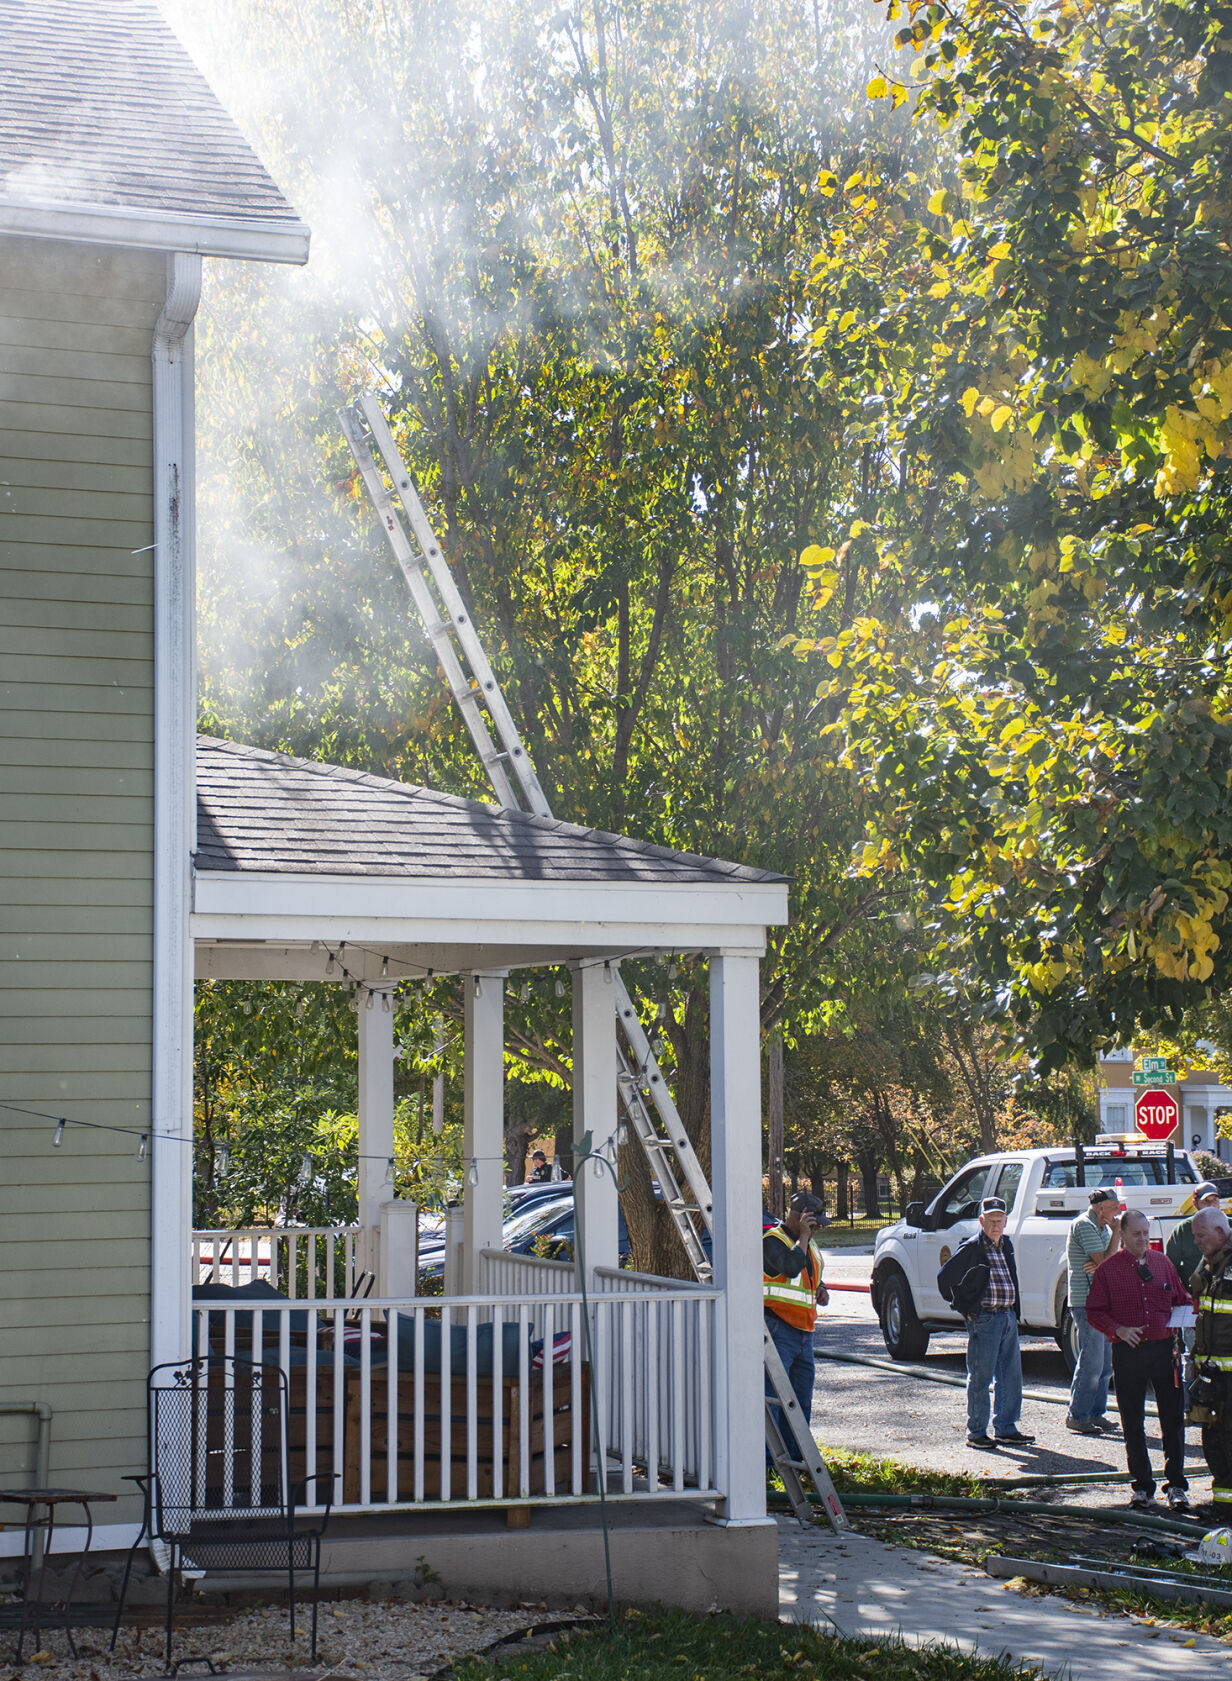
[462,973,505,1293]
[572,961,619,1277]
[709,951,768,1525]
[357,991,395,1239]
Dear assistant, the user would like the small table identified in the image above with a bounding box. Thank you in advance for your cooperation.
[0,1487,116,1661]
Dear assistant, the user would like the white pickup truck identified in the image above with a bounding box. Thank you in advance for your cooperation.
[870,1140,1205,1368]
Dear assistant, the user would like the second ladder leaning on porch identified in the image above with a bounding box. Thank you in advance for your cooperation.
[338,394,845,1529]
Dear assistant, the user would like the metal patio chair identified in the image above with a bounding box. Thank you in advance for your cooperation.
[110,1355,333,1664]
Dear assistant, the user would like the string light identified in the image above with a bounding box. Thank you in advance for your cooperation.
[467,1158,479,1186]
[365,988,375,1009]
[617,1119,629,1148]
[382,991,392,1013]
[668,959,679,980]
[385,1155,396,1183]
[298,1153,314,1188]
[325,952,336,975]
[137,1133,149,1160]
[218,1141,231,1175]
[53,1119,65,1148]
[380,956,389,978]
[555,976,566,998]
[519,980,530,1003]
[473,975,482,998]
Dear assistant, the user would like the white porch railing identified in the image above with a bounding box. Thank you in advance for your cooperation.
[478,1248,575,1296]
[190,1287,721,1513]
[193,1227,362,1299]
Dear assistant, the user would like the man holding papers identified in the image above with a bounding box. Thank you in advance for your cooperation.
[1190,1207,1232,1519]
[1086,1208,1192,1512]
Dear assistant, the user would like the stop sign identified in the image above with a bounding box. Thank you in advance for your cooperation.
[1135,1086,1180,1141]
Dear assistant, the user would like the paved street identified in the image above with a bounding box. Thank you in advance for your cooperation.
[814,1247,1211,1500]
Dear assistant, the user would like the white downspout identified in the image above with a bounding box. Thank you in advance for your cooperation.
[150,251,202,1377]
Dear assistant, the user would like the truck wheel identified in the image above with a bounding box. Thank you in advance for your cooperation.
[1058,1308,1079,1377]
[880,1271,930,1361]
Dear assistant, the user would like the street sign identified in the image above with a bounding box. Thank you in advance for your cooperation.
[1132,1070,1177,1085]
[1140,1056,1169,1073]
[1135,1086,1180,1141]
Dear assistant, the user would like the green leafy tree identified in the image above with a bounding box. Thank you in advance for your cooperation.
[169,0,938,1271]
[786,0,1232,1070]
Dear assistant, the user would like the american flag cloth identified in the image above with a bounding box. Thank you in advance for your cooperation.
[981,1236,1016,1311]
[531,1332,573,1368]
[1085,1246,1190,1344]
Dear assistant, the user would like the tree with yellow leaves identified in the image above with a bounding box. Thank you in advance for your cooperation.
[788,0,1232,1070]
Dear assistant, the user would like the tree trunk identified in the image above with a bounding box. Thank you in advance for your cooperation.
[857,1149,881,1222]
[767,1032,784,1221]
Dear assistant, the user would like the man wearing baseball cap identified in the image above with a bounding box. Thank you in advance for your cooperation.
[937,1195,1035,1449]
[1066,1187,1121,1433]
[764,1190,830,1440]
[1166,1181,1223,1290]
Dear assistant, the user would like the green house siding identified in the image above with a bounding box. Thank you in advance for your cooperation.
[0,236,163,1515]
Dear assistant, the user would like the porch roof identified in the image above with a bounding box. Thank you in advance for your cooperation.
[192,737,788,979]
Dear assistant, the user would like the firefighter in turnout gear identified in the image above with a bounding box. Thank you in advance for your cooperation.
[1190,1206,1232,1517]
[764,1191,830,1437]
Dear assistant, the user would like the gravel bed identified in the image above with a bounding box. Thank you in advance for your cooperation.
[1,1598,594,1680]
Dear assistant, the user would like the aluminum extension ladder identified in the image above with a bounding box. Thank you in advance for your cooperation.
[339,393,846,1530]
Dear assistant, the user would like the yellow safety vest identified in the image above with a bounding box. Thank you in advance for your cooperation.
[763,1223,823,1331]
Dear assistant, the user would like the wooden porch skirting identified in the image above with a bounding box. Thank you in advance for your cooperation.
[286,1365,591,1504]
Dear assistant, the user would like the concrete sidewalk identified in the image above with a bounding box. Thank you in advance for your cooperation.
[778,1519,1232,1679]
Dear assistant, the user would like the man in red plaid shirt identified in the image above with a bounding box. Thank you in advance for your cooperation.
[1086,1208,1192,1511]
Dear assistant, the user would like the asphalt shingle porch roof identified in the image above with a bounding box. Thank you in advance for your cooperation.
[196,736,785,888]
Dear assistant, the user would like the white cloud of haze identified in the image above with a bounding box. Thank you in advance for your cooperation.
[158,0,904,761]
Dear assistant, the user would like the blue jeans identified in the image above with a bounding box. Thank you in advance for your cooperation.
[966,1309,1022,1437]
[765,1311,815,1449]
[1069,1305,1112,1423]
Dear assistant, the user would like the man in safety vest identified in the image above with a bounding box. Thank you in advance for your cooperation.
[764,1191,829,1436]
[1190,1206,1232,1517]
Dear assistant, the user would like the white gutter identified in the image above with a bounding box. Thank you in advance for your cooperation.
[0,200,309,264]
[150,252,202,1376]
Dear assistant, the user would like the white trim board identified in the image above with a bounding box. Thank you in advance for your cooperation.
[192,871,788,934]
[0,201,310,263]
[0,1522,143,1560]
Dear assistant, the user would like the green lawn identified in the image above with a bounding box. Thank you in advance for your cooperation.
[449,1609,1047,1681]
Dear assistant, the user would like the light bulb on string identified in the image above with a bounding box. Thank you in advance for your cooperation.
[380,955,389,978]
[137,1133,149,1161]
[656,1002,667,1020]
[382,991,392,1013]
[325,952,336,976]
[519,980,530,1004]
[298,1153,314,1188]
[652,1038,664,1057]
[52,1119,65,1148]
[385,1155,396,1183]
[555,976,566,998]
[617,1119,629,1148]
[467,1158,480,1187]
[667,959,679,980]
[218,1141,231,1176]
[365,988,375,1010]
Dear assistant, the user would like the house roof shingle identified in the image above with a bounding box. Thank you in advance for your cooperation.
[196,736,785,888]
[0,0,307,259]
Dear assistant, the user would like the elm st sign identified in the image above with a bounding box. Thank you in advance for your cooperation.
[1135,1086,1180,1142]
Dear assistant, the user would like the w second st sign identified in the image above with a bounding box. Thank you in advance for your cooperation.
[1135,1085,1180,1141]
